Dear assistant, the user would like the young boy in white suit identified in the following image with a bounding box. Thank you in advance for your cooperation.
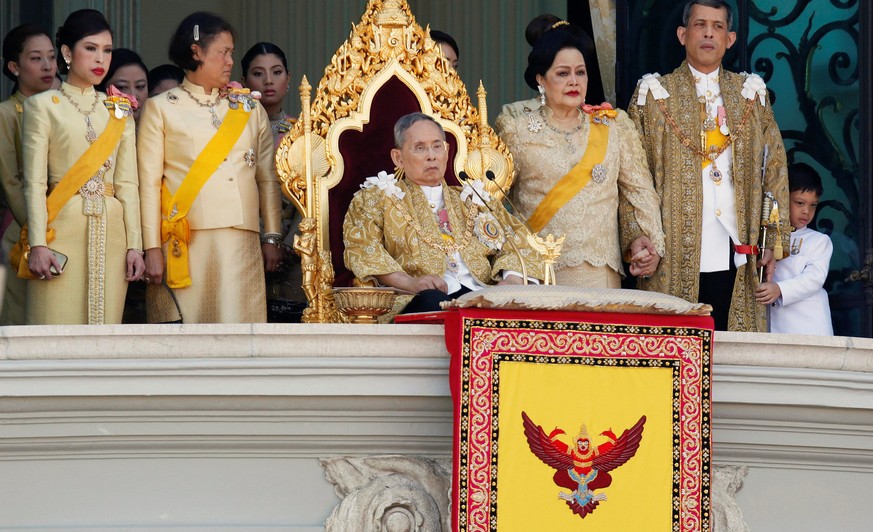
[755,163,834,335]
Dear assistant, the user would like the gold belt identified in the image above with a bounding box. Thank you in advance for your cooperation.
[47,181,115,197]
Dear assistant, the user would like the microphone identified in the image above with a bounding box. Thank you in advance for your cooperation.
[484,170,539,236]
[458,171,531,285]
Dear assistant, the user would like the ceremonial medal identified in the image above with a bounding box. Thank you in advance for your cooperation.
[473,213,505,251]
[703,116,717,131]
[710,166,723,184]
[718,106,730,136]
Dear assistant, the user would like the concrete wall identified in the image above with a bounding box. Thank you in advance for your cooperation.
[1,324,872,530]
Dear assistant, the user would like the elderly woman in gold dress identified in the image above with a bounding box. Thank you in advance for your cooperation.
[0,24,57,324]
[22,10,143,324]
[495,24,665,288]
[138,12,282,323]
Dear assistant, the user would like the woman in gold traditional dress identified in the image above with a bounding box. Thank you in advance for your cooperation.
[240,42,306,321]
[0,25,57,324]
[138,12,282,323]
[495,23,665,288]
[23,9,144,324]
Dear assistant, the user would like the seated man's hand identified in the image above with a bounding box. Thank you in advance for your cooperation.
[497,274,524,286]
[375,272,448,294]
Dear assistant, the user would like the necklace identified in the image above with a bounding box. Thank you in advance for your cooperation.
[388,192,477,258]
[180,85,222,129]
[540,107,584,152]
[60,85,100,143]
[657,98,754,185]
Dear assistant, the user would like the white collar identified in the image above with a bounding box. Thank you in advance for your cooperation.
[688,64,721,89]
[419,184,444,209]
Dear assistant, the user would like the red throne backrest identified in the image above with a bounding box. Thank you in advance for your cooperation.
[331,75,462,286]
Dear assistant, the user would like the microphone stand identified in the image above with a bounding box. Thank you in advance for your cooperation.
[484,170,565,285]
[459,171,529,285]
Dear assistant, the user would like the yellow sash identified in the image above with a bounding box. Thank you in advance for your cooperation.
[10,113,127,279]
[527,118,610,233]
[702,128,728,169]
[162,106,251,288]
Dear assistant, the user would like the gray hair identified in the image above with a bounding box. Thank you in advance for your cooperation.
[393,112,445,148]
[682,0,733,31]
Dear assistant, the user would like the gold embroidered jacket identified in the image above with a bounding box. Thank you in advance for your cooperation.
[343,178,543,285]
[628,62,790,332]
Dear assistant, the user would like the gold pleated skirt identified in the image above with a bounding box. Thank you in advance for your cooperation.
[26,196,128,325]
[146,227,266,323]
[555,262,621,289]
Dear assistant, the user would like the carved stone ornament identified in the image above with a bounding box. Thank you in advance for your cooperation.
[321,456,451,532]
[712,465,751,532]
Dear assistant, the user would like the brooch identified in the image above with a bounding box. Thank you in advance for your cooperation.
[591,164,607,183]
[105,86,138,118]
[104,97,133,119]
[526,106,544,133]
[226,84,258,112]
[474,212,505,251]
[244,148,256,168]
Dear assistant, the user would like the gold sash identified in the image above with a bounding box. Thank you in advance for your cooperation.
[527,116,610,233]
[162,105,252,288]
[10,112,127,279]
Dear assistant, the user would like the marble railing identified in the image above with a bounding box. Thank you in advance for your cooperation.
[1,324,871,531]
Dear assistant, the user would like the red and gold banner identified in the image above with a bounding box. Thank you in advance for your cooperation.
[439,308,713,532]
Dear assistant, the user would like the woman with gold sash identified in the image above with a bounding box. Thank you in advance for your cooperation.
[22,10,143,324]
[495,23,665,288]
[138,12,282,323]
[0,24,57,324]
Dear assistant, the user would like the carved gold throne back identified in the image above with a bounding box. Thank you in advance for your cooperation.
[276,0,514,323]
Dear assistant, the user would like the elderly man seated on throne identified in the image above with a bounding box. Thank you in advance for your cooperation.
[343,112,544,313]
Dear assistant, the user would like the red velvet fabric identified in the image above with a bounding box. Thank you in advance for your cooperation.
[331,76,462,286]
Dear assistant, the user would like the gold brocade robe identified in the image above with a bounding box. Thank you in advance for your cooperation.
[343,179,543,286]
[0,93,28,324]
[22,83,141,325]
[627,62,790,332]
[495,100,665,276]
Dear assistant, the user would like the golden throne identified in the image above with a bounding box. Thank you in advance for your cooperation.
[276,0,515,323]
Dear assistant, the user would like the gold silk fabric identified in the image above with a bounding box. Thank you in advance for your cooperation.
[137,78,282,323]
[627,62,790,332]
[0,93,28,324]
[22,84,141,324]
[343,179,543,286]
[495,100,665,278]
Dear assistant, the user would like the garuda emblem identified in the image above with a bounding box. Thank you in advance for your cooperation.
[521,412,647,518]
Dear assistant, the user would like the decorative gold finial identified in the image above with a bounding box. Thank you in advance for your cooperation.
[526,233,565,285]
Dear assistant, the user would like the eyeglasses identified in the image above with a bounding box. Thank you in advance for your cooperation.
[408,142,447,156]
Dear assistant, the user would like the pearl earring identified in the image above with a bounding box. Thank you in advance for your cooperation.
[538,85,546,106]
